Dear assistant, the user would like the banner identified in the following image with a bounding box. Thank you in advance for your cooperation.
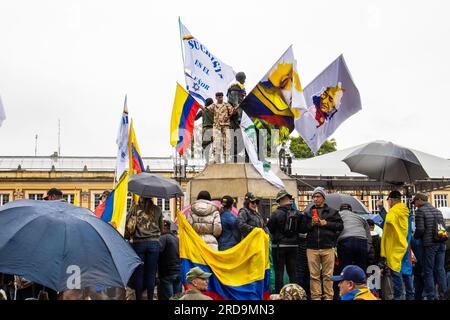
[115,96,129,181]
[180,20,236,103]
[295,55,362,153]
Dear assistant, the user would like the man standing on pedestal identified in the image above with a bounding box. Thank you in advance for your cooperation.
[206,92,238,163]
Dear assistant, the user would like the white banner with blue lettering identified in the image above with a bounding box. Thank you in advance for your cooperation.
[181,22,235,103]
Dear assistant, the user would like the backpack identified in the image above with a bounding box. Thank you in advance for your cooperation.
[283,209,300,236]
[433,213,448,243]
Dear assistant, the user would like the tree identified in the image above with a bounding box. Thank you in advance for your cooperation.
[289,137,337,159]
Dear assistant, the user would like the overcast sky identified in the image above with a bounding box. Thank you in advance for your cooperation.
[1,0,449,159]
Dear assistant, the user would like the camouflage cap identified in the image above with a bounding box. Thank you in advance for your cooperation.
[186,267,212,283]
[275,189,292,202]
[279,283,306,300]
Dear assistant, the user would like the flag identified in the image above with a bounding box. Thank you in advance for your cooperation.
[295,54,362,154]
[170,83,201,156]
[115,96,129,181]
[178,212,270,300]
[180,20,235,103]
[239,46,306,134]
[0,95,6,127]
[241,111,285,189]
[128,119,145,174]
[100,172,129,236]
[73,193,79,206]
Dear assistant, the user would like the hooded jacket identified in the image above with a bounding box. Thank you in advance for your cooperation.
[188,199,222,250]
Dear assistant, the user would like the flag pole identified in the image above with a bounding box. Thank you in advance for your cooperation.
[178,16,185,65]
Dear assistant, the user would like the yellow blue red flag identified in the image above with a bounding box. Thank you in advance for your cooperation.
[128,119,145,174]
[177,212,270,300]
[240,46,306,134]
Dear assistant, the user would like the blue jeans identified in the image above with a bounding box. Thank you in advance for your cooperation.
[158,274,182,300]
[423,243,447,300]
[337,237,368,271]
[132,240,160,300]
[391,269,414,300]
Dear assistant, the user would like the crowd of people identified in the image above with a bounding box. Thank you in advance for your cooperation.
[1,185,449,301]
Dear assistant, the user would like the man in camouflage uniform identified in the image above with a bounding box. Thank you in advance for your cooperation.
[179,267,212,300]
[227,72,247,163]
[206,92,238,163]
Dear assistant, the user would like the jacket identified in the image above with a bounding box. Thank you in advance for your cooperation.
[380,202,410,273]
[237,207,268,239]
[187,200,222,250]
[132,203,163,242]
[267,204,302,246]
[179,289,212,300]
[299,204,343,249]
[414,202,446,247]
[218,210,241,251]
[341,287,378,300]
[158,232,180,277]
[338,210,372,249]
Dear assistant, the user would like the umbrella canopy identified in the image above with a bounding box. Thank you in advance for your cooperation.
[128,172,183,199]
[304,193,370,214]
[0,200,142,292]
[342,141,429,183]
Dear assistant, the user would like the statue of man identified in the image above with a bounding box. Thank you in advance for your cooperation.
[206,92,238,163]
[227,72,247,163]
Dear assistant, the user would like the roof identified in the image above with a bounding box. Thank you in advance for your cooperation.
[290,140,450,179]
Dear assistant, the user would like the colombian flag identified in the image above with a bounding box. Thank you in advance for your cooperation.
[178,212,270,300]
[128,119,145,174]
[170,83,201,156]
[99,172,129,236]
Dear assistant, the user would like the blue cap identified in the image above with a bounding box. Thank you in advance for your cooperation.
[332,265,366,284]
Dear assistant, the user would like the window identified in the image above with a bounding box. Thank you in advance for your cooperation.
[0,194,9,206]
[127,194,133,211]
[370,195,384,214]
[63,194,75,204]
[93,193,103,208]
[434,194,448,208]
[157,198,170,212]
[28,194,44,200]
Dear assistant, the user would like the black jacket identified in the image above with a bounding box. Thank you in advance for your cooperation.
[237,207,268,239]
[267,204,302,246]
[299,204,343,249]
[414,202,446,247]
[158,232,180,277]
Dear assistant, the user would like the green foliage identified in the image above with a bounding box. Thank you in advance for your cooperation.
[289,137,337,159]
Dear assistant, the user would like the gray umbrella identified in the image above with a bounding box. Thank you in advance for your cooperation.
[342,141,429,183]
[305,193,370,214]
[128,172,183,199]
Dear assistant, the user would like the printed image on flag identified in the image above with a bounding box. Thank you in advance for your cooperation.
[180,20,236,103]
[295,54,362,154]
[178,212,270,300]
[115,95,129,181]
[128,119,144,174]
[170,83,201,156]
[240,46,306,134]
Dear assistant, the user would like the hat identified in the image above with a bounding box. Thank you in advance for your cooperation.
[44,188,63,200]
[221,195,234,208]
[312,187,326,199]
[186,267,212,283]
[215,92,224,97]
[275,189,292,202]
[387,190,402,200]
[412,193,428,202]
[279,283,306,300]
[245,192,259,202]
[332,265,367,284]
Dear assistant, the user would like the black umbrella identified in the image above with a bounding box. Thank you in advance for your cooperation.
[305,193,370,214]
[128,172,183,199]
[342,141,429,183]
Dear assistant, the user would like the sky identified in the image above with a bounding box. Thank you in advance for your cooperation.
[1,0,449,159]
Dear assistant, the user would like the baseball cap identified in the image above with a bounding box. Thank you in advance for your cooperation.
[221,195,234,208]
[245,192,259,203]
[275,189,292,202]
[332,265,367,284]
[412,193,428,202]
[387,190,402,200]
[44,188,63,200]
[215,92,224,97]
[186,267,212,283]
